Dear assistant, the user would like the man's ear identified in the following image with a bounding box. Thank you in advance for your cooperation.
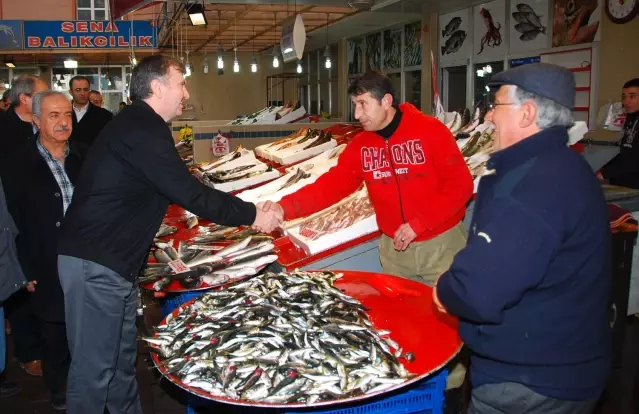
[382,93,393,109]
[150,78,163,99]
[520,100,538,129]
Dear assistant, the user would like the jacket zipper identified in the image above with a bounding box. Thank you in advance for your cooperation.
[386,140,407,223]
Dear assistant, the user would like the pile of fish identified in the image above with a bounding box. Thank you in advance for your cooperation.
[155,224,178,240]
[457,124,496,180]
[188,225,273,245]
[141,236,278,292]
[144,270,415,404]
[445,104,487,137]
[256,128,336,164]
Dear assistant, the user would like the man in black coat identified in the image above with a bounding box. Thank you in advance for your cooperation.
[1,91,80,411]
[68,76,113,161]
[58,55,281,414]
[0,177,27,400]
[0,75,48,160]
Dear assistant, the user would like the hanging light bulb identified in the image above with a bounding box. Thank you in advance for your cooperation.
[107,77,112,86]
[323,45,331,69]
[250,55,258,73]
[272,55,280,68]
[203,54,209,74]
[272,13,280,68]
[296,60,303,74]
[185,62,193,77]
[485,65,493,74]
[216,43,224,69]
[233,57,240,73]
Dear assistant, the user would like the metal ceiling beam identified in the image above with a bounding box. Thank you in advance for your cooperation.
[235,5,315,49]
[193,4,260,53]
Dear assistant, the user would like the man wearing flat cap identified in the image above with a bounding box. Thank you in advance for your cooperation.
[433,63,611,413]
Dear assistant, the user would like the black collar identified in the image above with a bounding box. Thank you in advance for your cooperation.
[375,106,403,140]
[488,126,568,173]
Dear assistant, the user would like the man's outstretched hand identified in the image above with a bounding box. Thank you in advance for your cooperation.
[252,201,285,233]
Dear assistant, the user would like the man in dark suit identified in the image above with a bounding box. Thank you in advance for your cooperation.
[0,74,48,379]
[0,75,48,159]
[68,76,113,161]
[1,91,81,411]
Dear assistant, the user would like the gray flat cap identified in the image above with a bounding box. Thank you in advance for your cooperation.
[487,63,576,109]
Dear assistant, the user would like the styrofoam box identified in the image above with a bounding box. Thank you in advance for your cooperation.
[273,106,307,124]
[206,151,258,174]
[207,168,281,193]
[237,169,320,204]
[273,139,337,166]
[286,214,379,256]
[284,144,345,174]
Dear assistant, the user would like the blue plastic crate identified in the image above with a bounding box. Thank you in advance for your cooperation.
[161,291,207,318]
[184,369,447,414]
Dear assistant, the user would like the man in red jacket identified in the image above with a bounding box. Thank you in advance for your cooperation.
[264,72,473,286]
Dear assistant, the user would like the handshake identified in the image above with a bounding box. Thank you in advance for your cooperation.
[251,201,285,233]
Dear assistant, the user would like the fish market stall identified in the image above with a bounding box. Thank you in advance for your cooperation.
[146,270,461,411]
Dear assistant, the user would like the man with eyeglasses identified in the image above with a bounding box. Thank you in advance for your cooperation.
[433,63,611,413]
[68,76,113,162]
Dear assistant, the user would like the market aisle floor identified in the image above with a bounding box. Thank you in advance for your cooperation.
[1,298,637,414]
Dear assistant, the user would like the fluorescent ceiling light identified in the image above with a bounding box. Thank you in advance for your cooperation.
[283,47,293,54]
[5,61,15,68]
[188,3,207,26]
[64,59,78,69]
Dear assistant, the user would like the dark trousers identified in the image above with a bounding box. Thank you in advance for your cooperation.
[3,290,42,363]
[39,319,70,396]
[468,382,599,414]
[58,255,142,414]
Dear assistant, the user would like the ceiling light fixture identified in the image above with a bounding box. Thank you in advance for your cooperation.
[296,60,303,74]
[323,13,331,70]
[272,13,280,68]
[5,60,15,68]
[64,59,78,69]
[203,53,209,74]
[187,2,207,26]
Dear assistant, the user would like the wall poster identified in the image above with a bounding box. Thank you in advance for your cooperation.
[552,0,600,47]
[439,8,472,64]
[473,0,507,57]
[509,0,550,52]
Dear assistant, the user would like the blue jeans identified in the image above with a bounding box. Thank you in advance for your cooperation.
[0,306,5,374]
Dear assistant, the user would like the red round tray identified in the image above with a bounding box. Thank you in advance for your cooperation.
[149,270,462,408]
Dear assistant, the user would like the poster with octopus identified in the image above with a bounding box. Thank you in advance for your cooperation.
[439,8,472,64]
[509,0,550,53]
[473,0,507,58]
[551,0,600,47]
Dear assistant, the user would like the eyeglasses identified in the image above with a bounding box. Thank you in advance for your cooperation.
[488,102,516,110]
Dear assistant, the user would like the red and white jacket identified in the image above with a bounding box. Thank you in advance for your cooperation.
[279,103,473,242]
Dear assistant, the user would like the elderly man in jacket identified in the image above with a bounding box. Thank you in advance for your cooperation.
[1,90,79,410]
[434,63,611,413]
[0,177,28,399]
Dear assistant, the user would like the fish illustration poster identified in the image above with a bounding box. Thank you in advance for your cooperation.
[473,0,508,58]
[509,0,550,52]
[439,8,472,64]
[552,0,600,47]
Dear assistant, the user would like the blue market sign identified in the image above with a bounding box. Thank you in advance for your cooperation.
[23,20,156,49]
[0,21,23,50]
[509,56,541,67]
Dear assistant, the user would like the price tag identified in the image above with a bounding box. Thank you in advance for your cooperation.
[168,259,190,274]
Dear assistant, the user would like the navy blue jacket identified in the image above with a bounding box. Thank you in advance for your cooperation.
[437,126,611,400]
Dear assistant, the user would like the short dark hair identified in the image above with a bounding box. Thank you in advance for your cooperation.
[2,89,10,101]
[623,78,639,89]
[119,102,126,106]
[347,71,397,106]
[89,90,100,95]
[70,76,91,89]
[130,55,185,101]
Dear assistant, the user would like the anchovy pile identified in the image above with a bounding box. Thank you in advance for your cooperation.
[144,271,415,405]
[141,236,278,292]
